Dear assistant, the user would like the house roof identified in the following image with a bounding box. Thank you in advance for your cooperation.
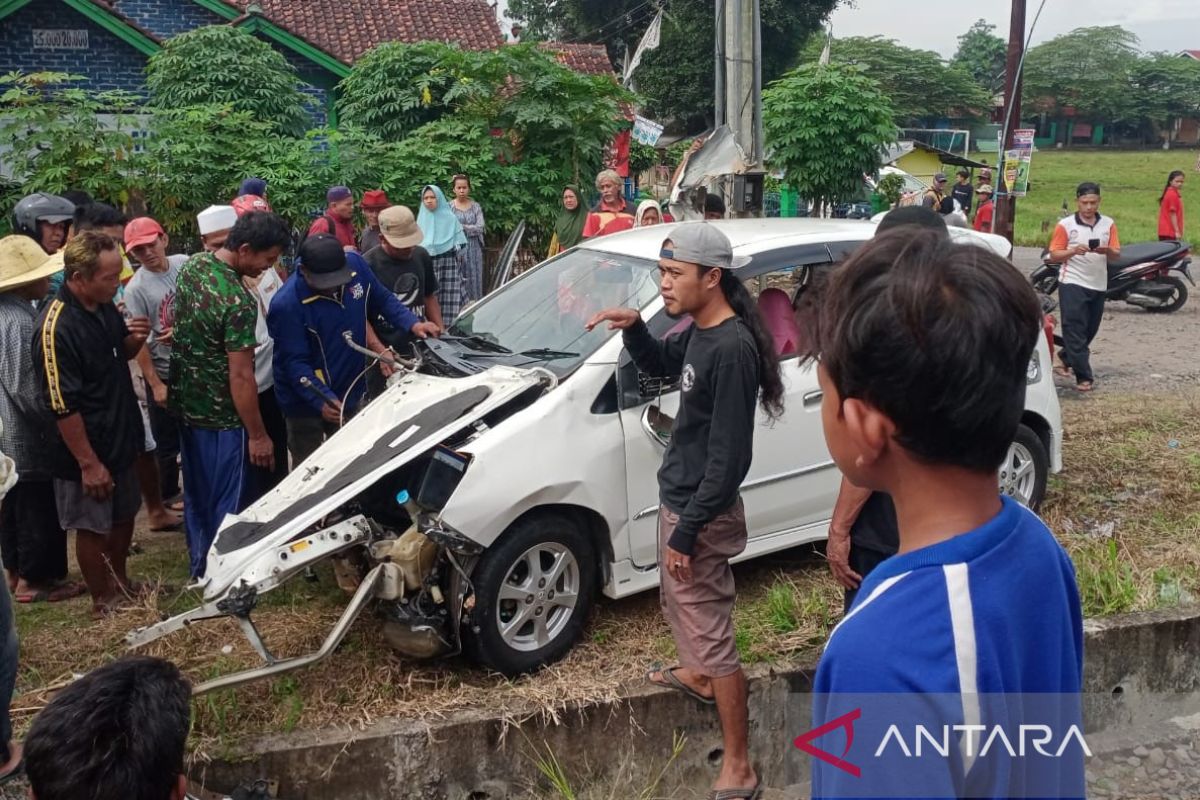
[539,42,615,76]
[213,0,504,65]
[1181,50,1200,61]
[883,140,990,170]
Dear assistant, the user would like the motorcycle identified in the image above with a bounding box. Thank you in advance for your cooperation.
[1030,240,1193,313]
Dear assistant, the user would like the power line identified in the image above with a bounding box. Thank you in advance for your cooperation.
[558,0,661,45]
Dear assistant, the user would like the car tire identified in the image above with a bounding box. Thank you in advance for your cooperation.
[464,511,596,675]
[1000,424,1049,511]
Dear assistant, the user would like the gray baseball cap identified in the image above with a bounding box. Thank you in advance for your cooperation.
[660,223,750,271]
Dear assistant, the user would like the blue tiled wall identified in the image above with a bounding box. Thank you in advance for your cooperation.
[0,0,149,94]
[0,0,340,126]
[111,0,224,40]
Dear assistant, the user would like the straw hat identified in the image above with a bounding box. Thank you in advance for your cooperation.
[0,235,58,291]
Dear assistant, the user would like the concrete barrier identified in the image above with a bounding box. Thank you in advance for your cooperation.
[193,605,1200,799]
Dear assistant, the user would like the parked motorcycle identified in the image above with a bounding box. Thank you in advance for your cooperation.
[1030,240,1193,313]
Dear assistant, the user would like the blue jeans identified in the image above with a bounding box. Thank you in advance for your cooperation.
[179,425,248,578]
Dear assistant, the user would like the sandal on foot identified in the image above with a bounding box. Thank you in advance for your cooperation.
[1074,381,1094,393]
[646,664,715,705]
[708,781,762,800]
[16,582,86,603]
[149,517,183,532]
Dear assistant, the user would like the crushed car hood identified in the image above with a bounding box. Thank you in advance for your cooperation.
[201,366,552,598]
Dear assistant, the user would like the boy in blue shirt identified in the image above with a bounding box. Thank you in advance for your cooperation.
[809,228,1084,799]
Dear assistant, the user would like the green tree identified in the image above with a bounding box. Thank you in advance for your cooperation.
[1129,53,1200,146]
[800,35,992,124]
[763,63,896,215]
[951,19,1007,95]
[507,0,839,130]
[0,72,141,218]
[336,42,479,140]
[145,26,309,134]
[1022,26,1139,124]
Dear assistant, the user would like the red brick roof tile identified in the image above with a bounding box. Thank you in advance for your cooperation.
[539,42,615,76]
[222,0,504,64]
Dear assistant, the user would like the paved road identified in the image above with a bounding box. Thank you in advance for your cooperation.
[1013,246,1200,395]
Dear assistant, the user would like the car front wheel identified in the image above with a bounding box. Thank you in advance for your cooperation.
[999,423,1049,511]
[464,512,596,675]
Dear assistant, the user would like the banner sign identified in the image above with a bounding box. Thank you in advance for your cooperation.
[632,115,664,147]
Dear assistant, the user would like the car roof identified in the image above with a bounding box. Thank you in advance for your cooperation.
[576,218,874,258]
[575,217,1012,259]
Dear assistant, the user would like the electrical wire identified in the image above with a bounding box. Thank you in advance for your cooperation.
[558,0,661,45]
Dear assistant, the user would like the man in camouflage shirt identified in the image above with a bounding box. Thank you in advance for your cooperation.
[169,212,291,578]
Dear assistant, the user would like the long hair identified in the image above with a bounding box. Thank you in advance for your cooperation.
[1160,170,1185,204]
[718,269,785,420]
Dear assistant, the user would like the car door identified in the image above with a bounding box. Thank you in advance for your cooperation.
[618,244,842,569]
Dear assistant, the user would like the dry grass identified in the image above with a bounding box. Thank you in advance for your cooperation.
[11,390,1200,754]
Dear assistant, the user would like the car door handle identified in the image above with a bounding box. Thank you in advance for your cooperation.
[802,391,823,408]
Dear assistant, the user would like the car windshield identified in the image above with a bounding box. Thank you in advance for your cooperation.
[448,248,662,373]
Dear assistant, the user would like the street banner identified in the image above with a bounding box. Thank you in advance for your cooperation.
[1005,128,1035,197]
[632,115,665,147]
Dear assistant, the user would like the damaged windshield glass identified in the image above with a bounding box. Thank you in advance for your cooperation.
[448,250,661,373]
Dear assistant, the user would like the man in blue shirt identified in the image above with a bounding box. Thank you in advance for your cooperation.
[809,229,1084,799]
[268,234,439,467]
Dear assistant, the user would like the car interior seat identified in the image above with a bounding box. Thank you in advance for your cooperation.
[757,287,801,357]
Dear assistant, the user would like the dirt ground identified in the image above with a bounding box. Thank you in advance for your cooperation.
[1012,246,1200,394]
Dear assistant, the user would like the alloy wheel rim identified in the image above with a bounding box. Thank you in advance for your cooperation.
[495,542,580,652]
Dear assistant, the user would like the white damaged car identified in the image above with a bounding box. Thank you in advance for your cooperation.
[128,219,1063,692]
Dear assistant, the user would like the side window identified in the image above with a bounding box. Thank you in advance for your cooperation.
[746,264,824,361]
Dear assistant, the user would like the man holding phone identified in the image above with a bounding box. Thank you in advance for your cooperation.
[1048,182,1120,392]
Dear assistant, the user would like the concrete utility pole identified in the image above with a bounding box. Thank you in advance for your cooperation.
[993,0,1026,244]
[718,0,764,217]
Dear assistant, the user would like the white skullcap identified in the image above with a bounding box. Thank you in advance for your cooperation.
[197,204,237,236]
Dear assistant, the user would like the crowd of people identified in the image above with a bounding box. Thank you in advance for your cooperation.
[0,178,489,624]
[0,155,1156,796]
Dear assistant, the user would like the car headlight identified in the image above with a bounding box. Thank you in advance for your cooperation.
[1027,351,1041,385]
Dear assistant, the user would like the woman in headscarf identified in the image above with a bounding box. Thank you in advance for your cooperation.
[417,185,469,324]
[548,185,588,258]
[635,199,662,227]
[450,174,486,301]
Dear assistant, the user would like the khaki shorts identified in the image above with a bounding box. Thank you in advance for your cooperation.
[54,465,141,535]
[657,499,748,678]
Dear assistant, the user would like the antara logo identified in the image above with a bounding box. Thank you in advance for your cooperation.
[875,723,1092,760]
[794,709,862,777]
[793,708,1092,778]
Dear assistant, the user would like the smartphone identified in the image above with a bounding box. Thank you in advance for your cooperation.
[1088,238,1101,251]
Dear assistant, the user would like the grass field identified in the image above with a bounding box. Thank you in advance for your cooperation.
[982,147,1200,248]
[10,392,1200,758]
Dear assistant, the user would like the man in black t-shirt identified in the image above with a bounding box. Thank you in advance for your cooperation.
[362,206,443,398]
[587,223,783,800]
[363,205,444,353]
[949,169,973,215]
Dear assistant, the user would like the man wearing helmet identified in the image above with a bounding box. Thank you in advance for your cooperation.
[11,193,74,256]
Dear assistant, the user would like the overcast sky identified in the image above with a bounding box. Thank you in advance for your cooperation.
[829,0,1199,57]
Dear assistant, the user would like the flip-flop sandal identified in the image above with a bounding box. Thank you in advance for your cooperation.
[1053,365,1072,377]
[708,781,762,800]
[149,518,183,532]
[646,664,715,705]
[1075,382,1094,393]
[16,582,86,603]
